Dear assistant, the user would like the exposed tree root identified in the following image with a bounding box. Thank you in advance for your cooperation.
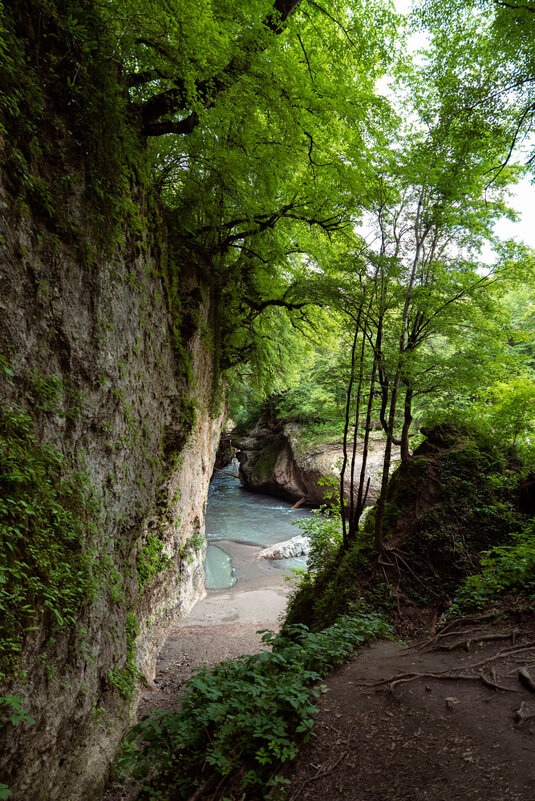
[435,631,520,652]
[479,669,518,692]
[366,643,535,694]
[406,613,505,651]
[518,667,535,693]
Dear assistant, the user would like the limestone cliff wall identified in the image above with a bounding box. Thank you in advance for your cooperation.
[0,161,223,799]
[237,411,398,510]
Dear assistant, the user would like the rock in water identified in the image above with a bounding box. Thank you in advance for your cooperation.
[258,535,311,560]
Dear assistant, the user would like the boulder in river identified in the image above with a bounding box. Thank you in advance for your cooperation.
[257,535,310,560]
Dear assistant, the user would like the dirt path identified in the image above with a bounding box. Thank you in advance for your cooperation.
[284,617,535,801]
[102,539,293,800]
[104,539,535,801]
[138,539,294,716]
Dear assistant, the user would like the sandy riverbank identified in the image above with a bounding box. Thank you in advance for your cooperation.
[137,539,296,715]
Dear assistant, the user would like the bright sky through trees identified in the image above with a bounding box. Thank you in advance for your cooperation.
[394,0,535,251]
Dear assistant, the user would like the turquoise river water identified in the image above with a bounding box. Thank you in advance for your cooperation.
[204,460,313,589]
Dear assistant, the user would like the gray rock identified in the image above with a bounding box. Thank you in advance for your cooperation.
[258,535,311,560]
[237,415,400,511]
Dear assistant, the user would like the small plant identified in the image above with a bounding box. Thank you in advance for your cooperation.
[0,695,35,726]
[292,505,343,576]
[136,534,170,590]
[108,612,139,699]
[178,531,205,564]
[0,405,99,677]
[451,520,535,613]
[0,695,35,799]
[125,613,389,800]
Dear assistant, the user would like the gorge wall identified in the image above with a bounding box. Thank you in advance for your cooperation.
[237,409,398,510]
[0,5,224,798]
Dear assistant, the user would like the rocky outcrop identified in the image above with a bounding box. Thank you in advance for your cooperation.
[214,430,237,470]
[237,411,399,511]
[0,169,224,799]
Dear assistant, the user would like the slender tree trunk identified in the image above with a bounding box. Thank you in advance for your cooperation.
[348,311,369,533]
[349,333,379,540]
[400,386,413,463]
[374,365,401,554]
[340,304,363,547]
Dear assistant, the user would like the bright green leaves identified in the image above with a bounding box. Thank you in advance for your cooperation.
[414,0,535,174]
[99,1,403,393]
[126,613,389,799]
[452,519,535,613]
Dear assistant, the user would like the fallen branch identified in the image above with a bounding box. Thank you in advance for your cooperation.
[432,612,502,638]
[405,613,503,652]
[290,497,306,509]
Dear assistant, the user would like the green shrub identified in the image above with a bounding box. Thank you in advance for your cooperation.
[292,506,343,576]
[125,613,389,800]
[451,520,535,613]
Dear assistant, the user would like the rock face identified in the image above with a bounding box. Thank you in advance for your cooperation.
[0,63,224,801]
[214,431,237,469]
[237,410,399,511]
[0,183,224,798]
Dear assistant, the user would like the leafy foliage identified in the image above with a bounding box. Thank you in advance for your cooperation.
[292,497,344,575]
[136,535,170,590]
[286,426,530,630]
[451,519,535,613]
[0,695,34,798]
[107,612,139,699]
[0,405,98,678]
[125,614,389,799]
[414,0,535,173]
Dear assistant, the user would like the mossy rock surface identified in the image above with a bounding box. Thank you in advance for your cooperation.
[250,436,286,485]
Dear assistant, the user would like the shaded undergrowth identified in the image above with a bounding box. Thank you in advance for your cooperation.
[121,614,390,801]
[285,426,532,633]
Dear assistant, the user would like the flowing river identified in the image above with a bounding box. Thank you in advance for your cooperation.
[204,460,313,588]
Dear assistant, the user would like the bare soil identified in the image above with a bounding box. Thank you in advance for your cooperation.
[103,539,535,801]
[284,615,535,801]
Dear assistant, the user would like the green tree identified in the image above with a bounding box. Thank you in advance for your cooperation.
[414,0,535,176]
[102,0,401,384]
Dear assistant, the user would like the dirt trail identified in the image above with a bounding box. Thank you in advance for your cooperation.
[285,617,535,801]
[138,539,293,716]
[104,538,535,801]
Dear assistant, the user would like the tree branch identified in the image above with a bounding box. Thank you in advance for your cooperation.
[139,0,304,136]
